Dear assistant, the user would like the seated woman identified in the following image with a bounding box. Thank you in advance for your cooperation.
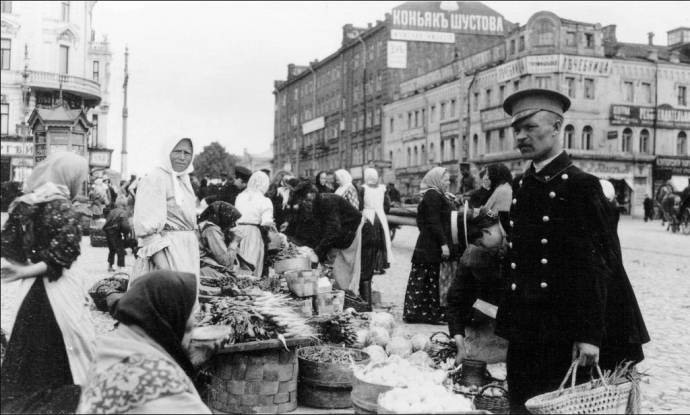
[198,201,242,281]
[446,207,509,365]
[77,270,211,414]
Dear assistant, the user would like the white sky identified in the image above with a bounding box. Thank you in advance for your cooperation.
[91,1,690,176]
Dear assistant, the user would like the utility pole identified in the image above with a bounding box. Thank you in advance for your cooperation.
[121,46,129,178]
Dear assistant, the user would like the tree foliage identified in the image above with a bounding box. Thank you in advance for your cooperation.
[192,141,239,178]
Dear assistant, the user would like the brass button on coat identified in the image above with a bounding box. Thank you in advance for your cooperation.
[512,198,517,205]
[549,191,556,198]
[511,263,517,270]
[511,283,517,291]
[561,173,569,180]
[540,282,548,288]
[541,258,548,265]
[541,238,548,245]
[542,216,550,223]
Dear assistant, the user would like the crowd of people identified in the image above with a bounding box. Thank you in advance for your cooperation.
[0,88,660,414]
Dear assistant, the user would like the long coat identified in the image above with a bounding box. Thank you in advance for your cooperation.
[312,193,363,262]
[496,151,649,361]
[412,189,455,264]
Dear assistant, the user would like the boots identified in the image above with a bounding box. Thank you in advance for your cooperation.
[359,280,373,312]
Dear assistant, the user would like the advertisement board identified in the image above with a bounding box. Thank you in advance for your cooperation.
[391,3,506,36]
[610,104,690,129]
[387,40,408,69]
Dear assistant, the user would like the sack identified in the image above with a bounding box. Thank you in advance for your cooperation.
[525,360,641,414]
[438,260,457,307]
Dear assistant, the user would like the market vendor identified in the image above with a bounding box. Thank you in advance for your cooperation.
[197,201,242,280]
[446,207,508,365]
[234,171,274,278]
[306,184,366,297]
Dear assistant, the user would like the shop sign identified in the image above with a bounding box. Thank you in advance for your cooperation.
[495,54,612,82]
[89,149,113,168]
[559,55,612,77]
[607,131,618,140]
[302,117,325,135]
[387,40,408,69]
[577,161,632,176]
[390,29,455,44]
[610,104,690,129]
[400,60,460,95]
[0,141,34,156]
[391,4,505,36]
[655,156,690,175]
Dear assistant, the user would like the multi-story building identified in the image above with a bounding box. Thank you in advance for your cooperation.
[382,10,690,216]
[1,0,112,182]
[272,1,510,180]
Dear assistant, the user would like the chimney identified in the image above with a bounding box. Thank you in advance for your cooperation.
[647,48,658,61]
[602,25,617,43]
[648,32,654,46]
[670,50,681,63]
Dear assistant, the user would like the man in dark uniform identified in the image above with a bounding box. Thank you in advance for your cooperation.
[495,89,649,413]
[227,166,252,205]
[217,172,234,203]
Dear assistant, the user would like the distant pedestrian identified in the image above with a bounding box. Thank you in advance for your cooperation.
[468,169,491,208]
[228,166,252,205]
[643,194,654,222]
[387,183,401,204]
[104,196,131,272]
[315,171,334,194]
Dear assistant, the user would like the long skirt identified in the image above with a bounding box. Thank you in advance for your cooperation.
[403,263,446,324]
[132,230,201,292]
[234,225,265,278]
[361,215,390,275]
[1,278,82,414]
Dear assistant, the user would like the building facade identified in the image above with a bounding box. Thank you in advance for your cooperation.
[1,0,112,182]
[272,1,510,180]
[382,11,689,216]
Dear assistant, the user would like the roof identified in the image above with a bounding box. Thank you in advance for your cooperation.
[605,42,690,64]
[28,104,92,129]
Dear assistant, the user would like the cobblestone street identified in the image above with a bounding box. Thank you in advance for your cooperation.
[2,214,689,412]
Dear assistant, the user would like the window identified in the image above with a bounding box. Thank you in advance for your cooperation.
[485,131,492,153]
[584,78,595,99]
[473,93,479,111]
[639,129,650,153]
[1,1,12,13]
[407,112,412,129]
[560,78,578,102]
[585,33,594,48]
[61,1,70,22]
[90,114,98,147]
[678,131,688,155]
[624,81,634,102]
[59,45,69,74]
[389,117,394,133]
[440,140,445,162]
[519,36,525,51]
[473,134,478,157]
[642,82,652,104]
[485,89,492,107]
[430,105,436,122]
[566,32,577,46]
[414,110,419,127]
[536,76,550,89]
[499,128,505,151]
[510,39,516,54]
[92,61,100,82]
[513,80,520,91]
[622,128,632,152]
[564,125,575,148]
[0,38,9,70]
[414,146,418,165]
[450,99,456,117]
[1,103,8,136]
[421,145,426,163]
[441,102,446,120]
[451,138,456,160]
[536,19,555,46]
[407,147,411,166]
[679,86,687,106]
[582,126,593,150]
[499,85,505,103]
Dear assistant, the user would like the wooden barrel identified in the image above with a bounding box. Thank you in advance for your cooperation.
[298,346,369,409]
[350,372,394,414]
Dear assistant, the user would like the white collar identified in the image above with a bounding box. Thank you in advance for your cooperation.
[532,152,562,173]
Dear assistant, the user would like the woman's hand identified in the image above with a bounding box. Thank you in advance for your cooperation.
[441,244,450,259]
[454,334,467,365]
[1,261,48,282]
[279,222,289,232]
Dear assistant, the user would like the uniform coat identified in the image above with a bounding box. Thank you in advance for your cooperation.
[495,151,649,408]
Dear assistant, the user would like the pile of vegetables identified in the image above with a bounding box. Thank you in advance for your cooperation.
[271,241,302,261]
[298,346,366,366]
[308,312,358,346]
[196,290,316,347]
[353,355,447,388]
[199,273,280,295]
[377,383,474,414]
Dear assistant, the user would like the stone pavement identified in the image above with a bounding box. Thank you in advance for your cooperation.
[2,213,689,413]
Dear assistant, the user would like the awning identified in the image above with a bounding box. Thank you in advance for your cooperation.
[671,175,689,192]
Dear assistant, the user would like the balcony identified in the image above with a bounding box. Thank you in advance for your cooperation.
[28,71,101,105]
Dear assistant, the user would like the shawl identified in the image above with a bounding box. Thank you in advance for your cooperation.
[113,270,197,379]
[419,166,448,195]
[334,169,354,196]
[364,168,379,187]
[158,137,195,206]
[198,201,241,231]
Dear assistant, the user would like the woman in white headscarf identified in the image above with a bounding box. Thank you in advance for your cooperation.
[360,168,393,272]
[1,151,95,413]
[334,169,360,209]
[132,137,200,289]
[234,171,274,277]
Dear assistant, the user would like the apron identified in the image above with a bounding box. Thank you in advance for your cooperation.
[331,217,366,296]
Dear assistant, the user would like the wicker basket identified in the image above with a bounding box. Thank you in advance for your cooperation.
[473,383,509,414]
[88,274,129,312]
[525,361,639,414]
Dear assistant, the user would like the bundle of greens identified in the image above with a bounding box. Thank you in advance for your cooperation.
[308,313,358,346]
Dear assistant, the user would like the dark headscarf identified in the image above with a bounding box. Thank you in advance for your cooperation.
[314,171,333,194]
[199,201,241,230]
[113,271,197,379]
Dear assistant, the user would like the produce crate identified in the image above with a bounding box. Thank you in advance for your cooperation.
[315,290,344,316]
[89,218,108,248]
[203,337,314,414]
[274,256,311,274]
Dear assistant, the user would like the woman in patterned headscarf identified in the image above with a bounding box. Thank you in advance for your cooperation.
[77,271,211,414]
[403,167,455,324]
[334,169,360,209]
[197,202,242,282]
[1,151,95,414]
[234,171,274,277]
